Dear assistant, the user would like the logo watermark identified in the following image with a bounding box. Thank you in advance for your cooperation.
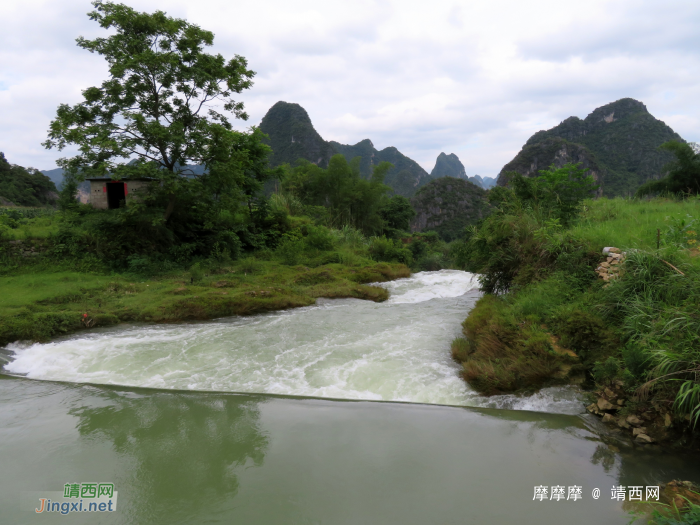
[533,485,660,502]
[24,482,118,515]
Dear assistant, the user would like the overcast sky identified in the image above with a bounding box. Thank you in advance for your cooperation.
[1,0,699,177]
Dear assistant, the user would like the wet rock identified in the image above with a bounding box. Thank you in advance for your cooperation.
[602,413,615,424]
[632,427,648,436]
[626,415,643,427]
[617,418,631,429]
[598,398,616,411]
[586,403,600,415]
[635,433,653,444]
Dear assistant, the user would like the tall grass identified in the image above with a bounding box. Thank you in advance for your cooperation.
[456,196,700,425]
[572,196,700,251]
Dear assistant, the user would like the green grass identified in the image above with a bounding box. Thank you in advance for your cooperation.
[0,272,112,317]
[0,259,410,346]
[572,196,700,251]
[455,196,700,424]
[0,207,59,240]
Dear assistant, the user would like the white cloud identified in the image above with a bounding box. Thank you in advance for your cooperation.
[1,0,698,177]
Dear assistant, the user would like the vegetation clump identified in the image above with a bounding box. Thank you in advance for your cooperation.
[452,154,700,440]
[0,153,57,207]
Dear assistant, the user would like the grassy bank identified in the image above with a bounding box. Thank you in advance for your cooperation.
[454,193,700,441]
[1,206,420,345]
[0,258,409,346]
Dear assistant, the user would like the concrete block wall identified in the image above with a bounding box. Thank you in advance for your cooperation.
[89,180,109,209]
[88,180,151,209]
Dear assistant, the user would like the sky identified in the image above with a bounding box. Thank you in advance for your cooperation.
[1,0,699,177]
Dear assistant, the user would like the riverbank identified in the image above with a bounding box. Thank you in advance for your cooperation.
[454,196,700,450]
[0,258,410,346]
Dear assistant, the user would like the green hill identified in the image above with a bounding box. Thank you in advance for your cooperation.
[497,98,684,196]
[258,101,433,197]
[0,153,57,207]
[410,177,489,241]
[258,101,336,169]
[431,152,468,179]
[330,139,433,197]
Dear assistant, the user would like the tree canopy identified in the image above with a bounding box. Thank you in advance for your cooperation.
[636,141,700,197]
[499,163,598,226]
[43,1,267,220]
[0,153,57,207]
[281,154,395,234]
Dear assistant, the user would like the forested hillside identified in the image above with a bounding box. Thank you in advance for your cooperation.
[410,177,489,241]
[497,98,684,196]
[0,153,57,206]
[258,101,433,197]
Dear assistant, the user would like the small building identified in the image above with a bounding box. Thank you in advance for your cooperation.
[86,178,152,209]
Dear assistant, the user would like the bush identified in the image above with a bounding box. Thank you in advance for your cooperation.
[592,357,620,385]
[276,238,304,266]
[368,236,412,265]
[304,225,335,251]
[556,309,617,364]
[189,262,204,283]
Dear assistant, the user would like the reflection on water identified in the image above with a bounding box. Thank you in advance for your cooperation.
[71,389,269,523]
[2,376,699,524]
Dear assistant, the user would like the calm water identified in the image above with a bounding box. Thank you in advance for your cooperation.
[2,271,698,524]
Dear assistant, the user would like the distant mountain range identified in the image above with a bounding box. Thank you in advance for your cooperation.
[38,98,680,207]
[39,101,493,199]
[496,98,684,196]
[258,101,487,197]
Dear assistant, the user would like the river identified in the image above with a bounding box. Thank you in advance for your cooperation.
[1,270,698,524]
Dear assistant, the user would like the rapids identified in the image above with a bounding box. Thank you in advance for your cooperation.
[3,270,583,413]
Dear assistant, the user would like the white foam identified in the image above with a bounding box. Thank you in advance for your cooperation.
[3,270,584,415]
[380,270,480,304]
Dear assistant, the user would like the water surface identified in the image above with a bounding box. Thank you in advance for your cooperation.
[3,270,698,524]
[4,271,582,414]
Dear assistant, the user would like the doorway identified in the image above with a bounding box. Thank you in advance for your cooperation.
[107,182,126,209]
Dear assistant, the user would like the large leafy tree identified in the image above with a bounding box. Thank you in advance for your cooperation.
[505,163,598,226]
[636,141,700,197]
[43,1,266,220]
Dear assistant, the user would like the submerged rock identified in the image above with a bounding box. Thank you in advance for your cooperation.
[635,433,654,444]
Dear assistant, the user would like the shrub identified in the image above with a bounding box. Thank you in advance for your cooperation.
[276,238,304,266]
[592,357,620,385]
[189,262,204,283]
[304,225,335,251]
[368,236,412,265]
[556,309,617,364]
